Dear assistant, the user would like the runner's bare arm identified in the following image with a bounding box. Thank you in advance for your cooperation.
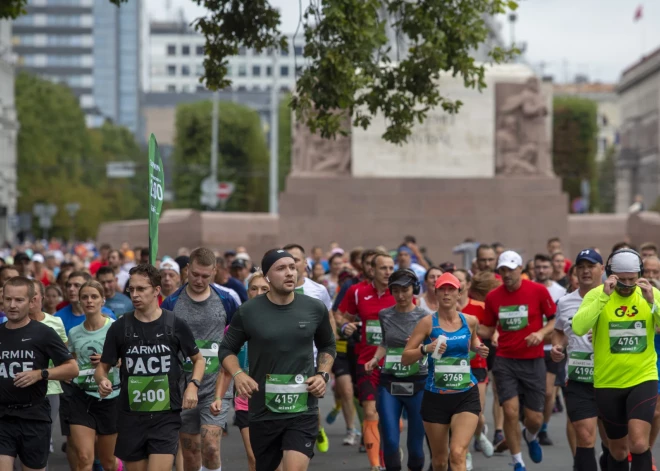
[94,361,112,385]
[537,316,556,337]
[551,328,568,349]
[402,316,432,366]
[478,324,496,339]
[189,351,205,383]
[213,369,232,400]
[315,308,337,371]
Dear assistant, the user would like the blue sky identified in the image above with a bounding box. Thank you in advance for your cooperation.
[147,0,659,84]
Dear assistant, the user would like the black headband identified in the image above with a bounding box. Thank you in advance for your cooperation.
[261,249,294,277]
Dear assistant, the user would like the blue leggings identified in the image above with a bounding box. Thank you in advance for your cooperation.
[377,386,425,471]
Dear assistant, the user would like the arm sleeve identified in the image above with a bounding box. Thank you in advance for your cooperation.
[482,293,497,327]
[572,287,609,336]
[314,305,336,358]
[218,308,249,364]
[100,321,121,366]
[44,327,73,366]
[175,318,200,358]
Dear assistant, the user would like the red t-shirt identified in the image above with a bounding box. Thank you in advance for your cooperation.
[462,299,488,369]
[483,279,556,359]
[56,300,69,311]
[338,282,395,364]
[89,260,108,275]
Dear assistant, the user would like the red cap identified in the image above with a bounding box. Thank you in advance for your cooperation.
[435,272,461,290]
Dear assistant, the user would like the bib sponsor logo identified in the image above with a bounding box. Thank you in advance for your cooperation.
[614,305,638,318]
[125,344,172,375]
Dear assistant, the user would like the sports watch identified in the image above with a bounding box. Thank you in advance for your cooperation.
[190,379,201,389]
[316,372,330,383]
[41,369,49,381]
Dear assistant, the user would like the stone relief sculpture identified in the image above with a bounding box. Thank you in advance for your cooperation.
[291,114,351,175]
[495,77,554,177]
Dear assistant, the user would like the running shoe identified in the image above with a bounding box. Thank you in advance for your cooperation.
[522,428,543,463]
[317,427,329,453]
[326,405,341,425]
[343,429,358,446]
[476,433,494,457]
[466,451,473,471]
[494,430,508,453]
[512,463,527,471]
[538,430,553,446]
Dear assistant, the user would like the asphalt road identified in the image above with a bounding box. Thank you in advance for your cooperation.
[45,390,659,471]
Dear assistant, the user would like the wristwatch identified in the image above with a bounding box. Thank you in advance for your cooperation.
[190,379,201,389]
[41,369,49,381]
[316,372,330,384]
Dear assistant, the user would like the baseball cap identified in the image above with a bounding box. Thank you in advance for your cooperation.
[575,248,603,265]
[497,250,523,270]
[235,252,251,262]
[439,262,456,273]
[160,260,180,274]
[231,259,248,269]
[435,272,461,290]
[32,253,45,264]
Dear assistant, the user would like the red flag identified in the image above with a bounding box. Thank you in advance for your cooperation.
[634,5,643,21]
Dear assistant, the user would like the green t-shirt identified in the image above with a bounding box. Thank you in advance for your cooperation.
[39,313,67,395]
[68,318,120,399]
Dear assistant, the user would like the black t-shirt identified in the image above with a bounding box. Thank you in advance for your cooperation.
[0,319,73,421]
[101,310,199,413]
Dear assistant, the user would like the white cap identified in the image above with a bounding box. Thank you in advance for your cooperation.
[497,250,523,270]
[235,252,251,262]
[159,259,180,274]
[32,253,45,264]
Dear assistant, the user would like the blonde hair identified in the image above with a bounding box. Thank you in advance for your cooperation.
[79,280,104,300]
[247,270,266,288]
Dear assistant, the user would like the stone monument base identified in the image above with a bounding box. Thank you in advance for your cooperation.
[279,175,569,262]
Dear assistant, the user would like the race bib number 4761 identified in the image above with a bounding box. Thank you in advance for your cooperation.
[609,320,647,354]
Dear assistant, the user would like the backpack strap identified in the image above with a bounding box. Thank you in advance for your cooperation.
[163,309,175,342]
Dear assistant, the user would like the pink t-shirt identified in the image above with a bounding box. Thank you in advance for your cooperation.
[235,395,248,411]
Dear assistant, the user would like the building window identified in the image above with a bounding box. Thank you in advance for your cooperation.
[281,46,289,56]
[167,84,176,92]
[238,85,247,91]
[238,47,246,56]
[252,85,260,91]
[167,65,176,76]
[266,66,272,77]
[182,65,190,76]
[280,65,289,77]
[182,85,190,92]
[182,45,190,56]
[252,65,261,76]
[196,65,204,76]
[238,64,247,77]
[296,66,303,76]
[294,46,303,56]
[167,44,176,56]
[196,85,205,92]
[280,85,290,92]
[196,45,204,55]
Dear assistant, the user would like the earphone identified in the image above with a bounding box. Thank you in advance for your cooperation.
[388,268,421,295]
[605,248,643,278]
[265,276,270,283]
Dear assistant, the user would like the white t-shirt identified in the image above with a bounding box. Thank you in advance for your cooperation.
[115,270,130,292]
[554,289,594,380]
[417,296,436,314]
[296,277,333,367]
[546,281,567,303]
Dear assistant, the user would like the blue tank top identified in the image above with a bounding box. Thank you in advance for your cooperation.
[424,313,477,394]
[655,334,660,370]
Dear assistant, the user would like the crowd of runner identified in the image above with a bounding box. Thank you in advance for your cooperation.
[1,236,660,471]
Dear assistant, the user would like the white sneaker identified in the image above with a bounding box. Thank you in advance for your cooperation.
[342,429,358,446]
[476,432,494,457]
[466,451,474,471]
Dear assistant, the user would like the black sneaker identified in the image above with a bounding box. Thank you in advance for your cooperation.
[538,431,553,446]
[493,430,508,453]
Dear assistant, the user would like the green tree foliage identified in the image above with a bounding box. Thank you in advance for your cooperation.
[597,145,617,213]
[172,100,269,211]
[278,93,292,192]
[15,73,145,239]
[552,97,598,213]
[3,0,518,144]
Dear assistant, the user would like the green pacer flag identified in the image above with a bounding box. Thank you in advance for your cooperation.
[148,134,164,265]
